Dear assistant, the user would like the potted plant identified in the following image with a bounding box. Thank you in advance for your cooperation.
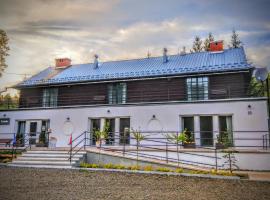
[216,134,225,149]
[36,132,46,147]
[94,122,109,148]
[216,130,231,149]
[182,129,196,149]
[15,132,24,147]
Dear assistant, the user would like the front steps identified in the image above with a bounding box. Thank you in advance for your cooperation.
[9,150,86,169]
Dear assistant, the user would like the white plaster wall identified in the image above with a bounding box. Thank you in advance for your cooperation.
[0,99,268,148]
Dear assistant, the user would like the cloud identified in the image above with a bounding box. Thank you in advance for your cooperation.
[0,0,270,90]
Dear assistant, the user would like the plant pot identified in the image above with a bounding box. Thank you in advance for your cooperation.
[36,143,46,147]
[215,142,225,149]
[183,142,196,149]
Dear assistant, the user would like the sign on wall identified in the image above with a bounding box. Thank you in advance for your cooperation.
[0,118,10,125]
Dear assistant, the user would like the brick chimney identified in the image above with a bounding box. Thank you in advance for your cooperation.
[55,58,71,68]
[209,41,223,52]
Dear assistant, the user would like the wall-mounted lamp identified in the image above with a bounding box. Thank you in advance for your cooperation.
[107,110,110,113]
[247,104,252,115]
[66,117,70,121]
[3,114,6,118]
[152,115,156,119]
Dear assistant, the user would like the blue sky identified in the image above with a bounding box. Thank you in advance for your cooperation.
[0,0,270,92]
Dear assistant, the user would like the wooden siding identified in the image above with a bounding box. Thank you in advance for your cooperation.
[19,88,43,107]
[18,72,251,108]
[127,78,186,102]
[209,73,251,99]
[58,84,107,106]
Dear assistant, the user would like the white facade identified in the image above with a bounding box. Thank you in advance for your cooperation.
[0,98,268,148]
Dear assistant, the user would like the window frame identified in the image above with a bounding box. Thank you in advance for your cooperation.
[42,88,58,107]
[108,82,127,104]
[186,77,209,100]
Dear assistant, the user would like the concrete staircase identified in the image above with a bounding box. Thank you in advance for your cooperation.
[9,150,86,169]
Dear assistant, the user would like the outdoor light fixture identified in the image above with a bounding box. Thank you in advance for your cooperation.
[247,104,252,115]
[152,115,156,119]
[66,117,70,121]
[107,110,110,113]
[3,114,6,117]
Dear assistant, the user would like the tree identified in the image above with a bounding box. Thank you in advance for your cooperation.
[203,32,215,51]
[131,129,147,167]
[248,75,270,97]
[165,130,188,167]
[191,36,203,53]
[0,29,10,77]
[229,29,242,48]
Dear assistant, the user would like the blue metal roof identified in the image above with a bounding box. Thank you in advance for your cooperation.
[18,47,252,87]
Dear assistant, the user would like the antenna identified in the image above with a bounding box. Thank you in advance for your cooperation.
[255,67,268,82]
[147,51,151,58]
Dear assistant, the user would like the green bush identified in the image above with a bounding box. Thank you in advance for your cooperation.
[175,168,183,173]
[143,165,153,171]
[156,167,172,172]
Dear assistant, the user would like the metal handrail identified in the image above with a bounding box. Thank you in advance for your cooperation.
[11,133,32,159]
[68,131,88,163]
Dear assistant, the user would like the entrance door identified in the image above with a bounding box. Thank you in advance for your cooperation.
[120,118,130,145]
[90,119,100,145]
[29,122,38,145]
[105,119,115,145]
[40,120,50,147]
[17,121,26,146]
[200,116,213,146]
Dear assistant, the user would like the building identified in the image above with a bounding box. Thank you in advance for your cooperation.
[0,41,268,148]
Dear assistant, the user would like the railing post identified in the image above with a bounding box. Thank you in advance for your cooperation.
[84,131,86,150]
[215,147,218,171]
[166,142,168,163]
[69,139,72,164]
[123,131,126,156]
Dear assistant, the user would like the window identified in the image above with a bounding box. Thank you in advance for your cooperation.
[200,116,213,146]
[219,116,233,146]
[105,118,115,145]
[42,88,58,107]
[186,77,208,100]
[182,117,194,133]
[182,116,195,143]
[120,118,130,145]
[108,83,127,104]
[90,119,101,145]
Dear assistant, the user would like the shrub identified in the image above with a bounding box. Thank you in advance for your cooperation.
[175,168,183,173]
[143,165,153,171]
[104,163,114,169]
[115,164,126,169]
[128,165,141,170]
[156,167,171,172]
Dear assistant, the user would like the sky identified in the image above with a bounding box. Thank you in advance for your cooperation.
[0,0,270,94]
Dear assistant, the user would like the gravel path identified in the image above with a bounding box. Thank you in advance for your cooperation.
[0,166,269,200]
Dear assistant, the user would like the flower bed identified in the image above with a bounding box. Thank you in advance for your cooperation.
[80,162,236,177]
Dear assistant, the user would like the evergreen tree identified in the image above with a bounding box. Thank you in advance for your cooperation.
[230,29,242,48]
[203,32,215,51]
[0,29,10,77]
[191,36,203,53]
